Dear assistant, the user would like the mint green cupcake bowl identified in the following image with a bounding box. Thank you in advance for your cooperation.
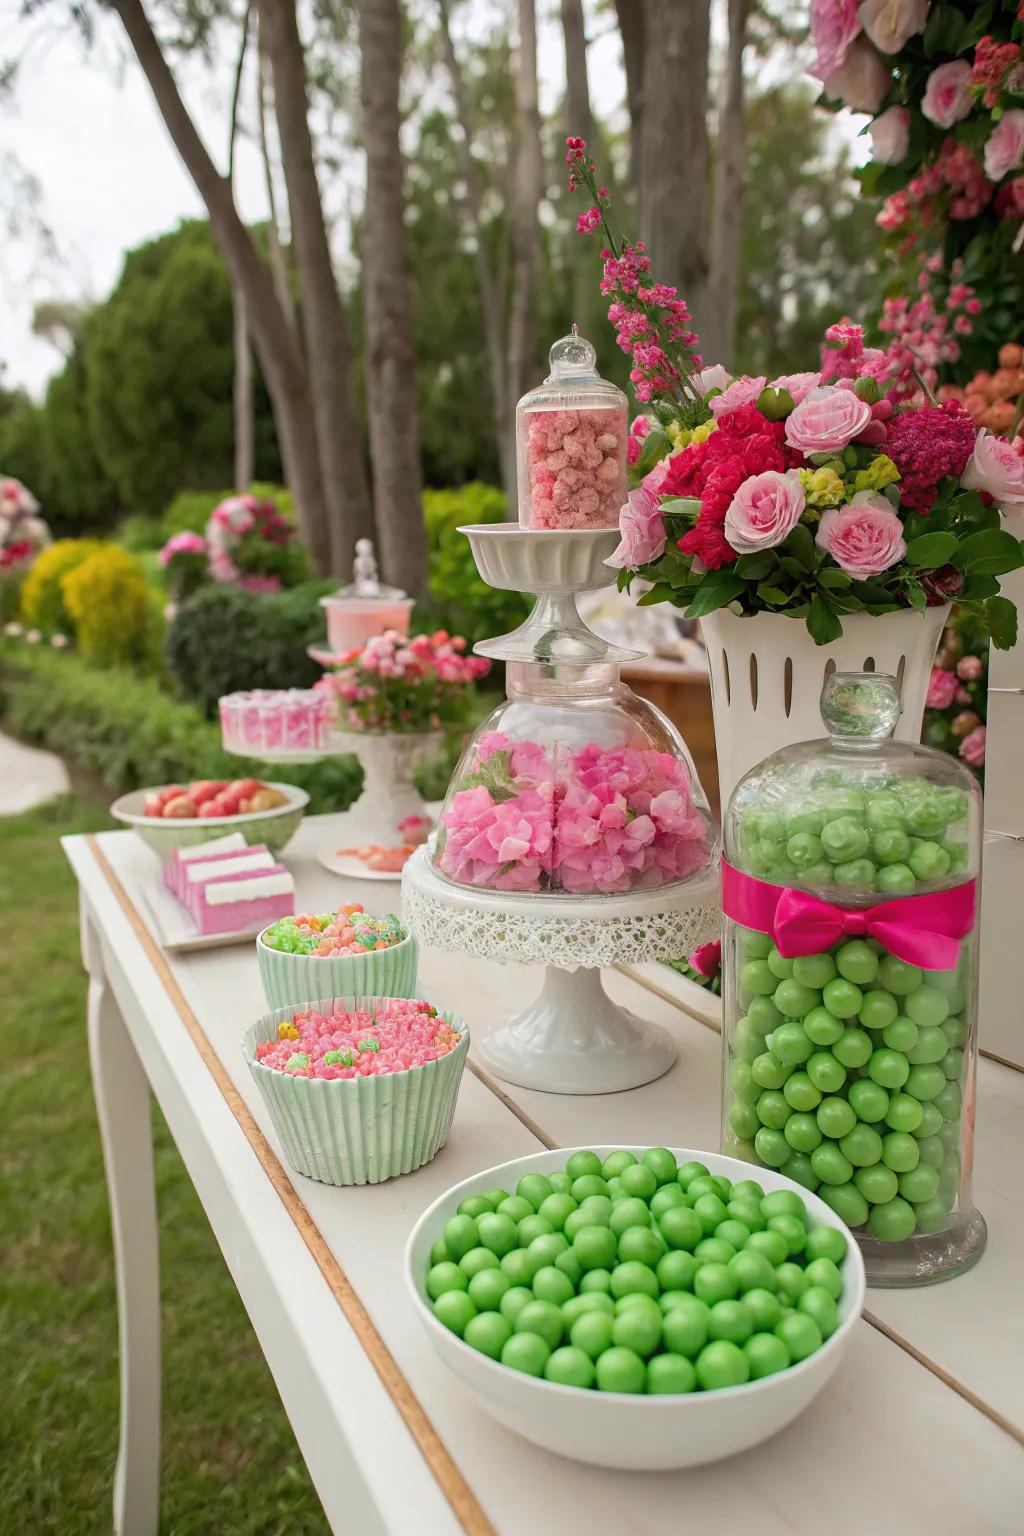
[256,928,419,1011]
[243,994,468,1186]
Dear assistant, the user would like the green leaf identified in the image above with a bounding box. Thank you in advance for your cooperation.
[784,524,818,571]
[848,580,896,605]
[734,551,777,580]
[636,582,675,606]
[960,574,1000,600]
[806,593,843,646]
[683,572,748,619]
[756,583,789,606]
[777,556,806,579]
[818,568,851,590]
[904,580,926,612]
[986,594,1018,651]
[959,529,1024,577]
[658,497,701,519]
[633,428,671,477]
[906,532,959,569]
[616,568,631,592]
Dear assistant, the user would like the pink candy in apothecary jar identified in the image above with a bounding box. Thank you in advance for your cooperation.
[518,330,628,530]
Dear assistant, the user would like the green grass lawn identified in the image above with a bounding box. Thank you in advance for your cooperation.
[0,791,329,1534]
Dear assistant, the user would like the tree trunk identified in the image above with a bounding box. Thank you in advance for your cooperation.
[614,0,645,188]
[508,0,543,451]
[357,0,427,597]
[110,0,332,573]
[638,0,710,318]
[233,287,255,487]
[435,0,514,505]
[560,0,597,330]
[257,22,298,340]
[259,0,374,575]
[703,0,748,369]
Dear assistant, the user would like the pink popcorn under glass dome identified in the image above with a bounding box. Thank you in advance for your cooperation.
[517,329,628,531]
[432,659,715,898]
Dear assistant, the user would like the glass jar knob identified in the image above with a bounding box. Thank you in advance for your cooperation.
[820,671,901,742]
[547,327,598,378]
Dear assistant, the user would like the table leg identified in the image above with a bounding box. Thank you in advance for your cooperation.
[83,912,162,1536]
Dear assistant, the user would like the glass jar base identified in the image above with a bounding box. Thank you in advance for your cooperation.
[858,1207,987,1288]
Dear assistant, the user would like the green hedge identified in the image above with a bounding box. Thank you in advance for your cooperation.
[415,482,529,649]
[0,644,362,813]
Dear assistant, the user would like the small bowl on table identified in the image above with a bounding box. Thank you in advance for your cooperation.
[256,923,419,1011]
[243,995,469,1186]
[110,782,308,862]
[406,1145,866,1471]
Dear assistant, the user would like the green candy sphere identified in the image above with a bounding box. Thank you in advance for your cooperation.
[458,1196,494,1220]
[526,1234,568,1273]
[866,793,903,830]
[907,1025,949,1065]
[514,1300,563,1350]
[868,1048,911,1090]
[745,1333,791,1380]
[823,978,864,1020]
[787,831,825,869]
[884,1092,924,1133]
[854,1163,899,1205]
[601,1150,638,1179]
[753,1127,790,1168]
[569,1311,614,1361]
[609,1197,652,1237]
[860,989,899,1032]
[905,1063,946,1102]
[618,1162,657,1201]
[818,1181,869,1229]
[806,1051,847,1094]
[708,1299,754,1345]
[650,1184,688,1219]
[872,829,911,865]
[878,955,924,995]
[476,1213,519,1257]
[610,1260,659,1300]
[595,1346,646,1394]
[659,1206,703,1252]
[868,1196,917,1242]
[832,1027,873,1069]
[443,1214,479,1262]
[501,1331,550,1376]
[816,1096,857,1140]
[500,1249,534,1287]
[573,1224,618,1273]
[767,948,795,981]
[793,953,838,990]
[427,1261,468,1300]
[836,940,880,985]
[745,1229,788,1266]
[578,1268,612,1294]
[804,1006,844,1046]
[499,1286,534,1324]
[532,1266,575,1307]
[804,1255,844,1298]
[612,1302,662,1358]
[695,1339,750,1391]
[747,996,785,1036]
[908,841,950,881]
[881,1131,920,1172]
[468,1268,510,1312]
[839,1123,884,1168]
[780,1152,820,1191]
[848,1078,890,1123]
[811,1142,854,1187]
[543,1345,595,1389]
[537,1193,577,1232]
[767,1213,807,1256]
[751,1052,791,1090]
[877,864,916,894]
[429,1239,450,1266]
[434,1289,477,1337]
[773,985,821,1023]
[647,1353,698,1394]
[834,858,877,890]
[497,1195,534,1223]
[784,1112,823,1154]
[821,816,870,864]
[899,1162,940,1203]
[799,1286,840,1339]
[617,1226,663,1269]
[881,1016,919,1054]
[756,1089,791,1130]
[661,1298,711,1358]
[692,1192,730,1234]
[565,1150,603,1180]
[516,1214,554,1247]
[905,985,950,1029]
[775,1312,822,1364]
[782,1071,823,1112]
[516,1173,553,1211]
[463,1311,512,1359]
[693,1262,737,1305]
[643,1147,680,1186]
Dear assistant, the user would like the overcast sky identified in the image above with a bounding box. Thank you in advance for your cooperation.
[0,1,630,399]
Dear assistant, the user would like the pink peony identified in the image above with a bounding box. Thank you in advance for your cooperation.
[956,654,984,682]
[769,371,822,404]
[723,470,806,554]
[984,110,1024,182]
[709,376,767,418]
[859,0,929,56]
[959,725,986,767]
[785,387,873,455]
[696,363,731,395]
[606,484,667,569]
[815,492,907,576]
[926,666,959,709]
[810,0,862,79]
[869,104,910,162]
[824,36,891,112]
[921,61,973,128]
[961,430,1024,511]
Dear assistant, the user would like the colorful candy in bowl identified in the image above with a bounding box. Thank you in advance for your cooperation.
[406,1145,864,1469]
[257,903,419,1010]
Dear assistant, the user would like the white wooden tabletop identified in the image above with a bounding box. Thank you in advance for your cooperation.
[65,818,1024,1536]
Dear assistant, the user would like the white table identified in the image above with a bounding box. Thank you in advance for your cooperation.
[65,819,1024,1536]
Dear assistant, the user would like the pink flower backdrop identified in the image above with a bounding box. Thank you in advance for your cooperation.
[812,0,1024,377]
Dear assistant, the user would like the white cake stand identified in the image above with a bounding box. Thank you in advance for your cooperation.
[402,845,719,1095]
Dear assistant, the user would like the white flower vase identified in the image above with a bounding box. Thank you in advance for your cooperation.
[328,729,443,843]
[701,606,950,809]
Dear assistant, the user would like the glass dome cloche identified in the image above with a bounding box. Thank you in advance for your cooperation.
[432,656,715,897]
[517,327,628,531]
[720,671,985,1286]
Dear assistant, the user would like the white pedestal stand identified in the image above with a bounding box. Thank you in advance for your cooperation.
[402,846,719,1094]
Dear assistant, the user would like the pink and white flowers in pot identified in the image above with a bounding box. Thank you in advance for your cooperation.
[0,477,49,574]
[317,629,490,735]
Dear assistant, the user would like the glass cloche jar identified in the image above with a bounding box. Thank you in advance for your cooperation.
[432,657,714,897]
[517,328,628,531]
[720,672,985,1286]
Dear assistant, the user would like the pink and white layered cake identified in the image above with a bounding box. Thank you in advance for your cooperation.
[186,858,295,936]
[164,831,248,901]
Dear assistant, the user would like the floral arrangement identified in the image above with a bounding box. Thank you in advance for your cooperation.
[0,477,49,574]
[435,730,709,895]
[565,138,1024,648]
[318,628,489,734]
[158,494,302,596]
[923,608,989,779]
[811,1,1024,372]
[669,939,723,995]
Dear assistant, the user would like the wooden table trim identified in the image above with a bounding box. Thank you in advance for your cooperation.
[85,835,496,1536]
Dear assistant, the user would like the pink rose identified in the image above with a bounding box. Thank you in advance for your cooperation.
[770,371,822,404]
[785,387,873,455]
[824,36,891,112]
[956,654,984,682]
[689,940,722,979]
[984,110,1024,182]
[606,485,667,569]
[810,0,861,79]
[859,0,929,56]
[926,667,958,709]
[961,429,1024,511]
[815,491,907,576]
[921,61,972,129]
[709,375,767,418]
[642,456,675,499]
[724,471,806,554]
[696,364,731,395]
[869,104,910,162]
[959,725,986,768]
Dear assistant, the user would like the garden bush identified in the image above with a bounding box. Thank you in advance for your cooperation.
[61,546,157,668]
[19,539,104,634]
[162,483,295,540]
[0,644,362,812]
[118,513,166,552]
[416,482,528,649]
[164,580,335,715]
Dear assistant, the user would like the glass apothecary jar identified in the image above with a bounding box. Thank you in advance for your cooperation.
[517,329,628,531]
[720,672,986,1286]
[432,658,714,896]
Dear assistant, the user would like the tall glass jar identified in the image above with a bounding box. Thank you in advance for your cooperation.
[516,329,628,531]
[720,672,986,1286]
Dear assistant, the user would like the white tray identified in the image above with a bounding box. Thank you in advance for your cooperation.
[132,871,276,954]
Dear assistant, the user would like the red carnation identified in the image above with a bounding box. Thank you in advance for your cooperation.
[886,402,977,514]
[679,519,735,569]
[661,442,713,500]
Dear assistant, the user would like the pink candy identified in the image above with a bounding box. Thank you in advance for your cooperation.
[219,689,330,754]
[256,999,460,1079]
[522,406,627,529]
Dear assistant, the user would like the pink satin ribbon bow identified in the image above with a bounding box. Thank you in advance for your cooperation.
[721,859,975,972]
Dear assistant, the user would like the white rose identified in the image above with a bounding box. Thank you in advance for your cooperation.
[859,0,930,56]
[869,105,910,164]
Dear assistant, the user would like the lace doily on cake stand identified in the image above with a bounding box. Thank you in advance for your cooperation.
[402,845,720,1095]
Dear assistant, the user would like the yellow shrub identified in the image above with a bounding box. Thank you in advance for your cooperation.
[61,546,155,666]
[20,539,104,634]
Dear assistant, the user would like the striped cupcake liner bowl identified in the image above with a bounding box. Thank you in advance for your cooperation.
[256,929,419,1011]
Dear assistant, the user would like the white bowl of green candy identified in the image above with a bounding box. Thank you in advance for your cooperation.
[406,1145,865,1470]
